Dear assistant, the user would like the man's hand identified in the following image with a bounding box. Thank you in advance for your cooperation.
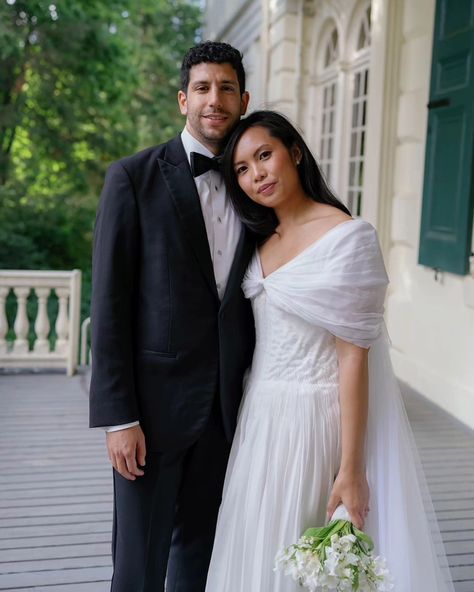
[106,425,146,481]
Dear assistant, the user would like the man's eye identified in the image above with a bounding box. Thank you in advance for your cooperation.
[196,86,208,92]
[222,86,235,92]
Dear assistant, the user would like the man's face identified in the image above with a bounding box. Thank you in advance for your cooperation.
[178,62,249,154]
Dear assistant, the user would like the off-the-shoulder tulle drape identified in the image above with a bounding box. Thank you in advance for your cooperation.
[244,219,388,348]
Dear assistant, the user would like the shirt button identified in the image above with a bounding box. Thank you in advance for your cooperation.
[217,283,221,289]
[217,250,222,256]
[215,185,219,191]
[217,217,222,223]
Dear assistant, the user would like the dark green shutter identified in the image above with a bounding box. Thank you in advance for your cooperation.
[418,0,474,275]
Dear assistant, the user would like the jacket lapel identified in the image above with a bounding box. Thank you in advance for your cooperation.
[158,137,219,301]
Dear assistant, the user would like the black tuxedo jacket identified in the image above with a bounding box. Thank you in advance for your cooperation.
[89,135,255,452]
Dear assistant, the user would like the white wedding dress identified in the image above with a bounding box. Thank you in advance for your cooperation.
[205,218,454,592]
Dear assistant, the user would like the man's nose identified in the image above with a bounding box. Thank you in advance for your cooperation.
[208,87,223,108]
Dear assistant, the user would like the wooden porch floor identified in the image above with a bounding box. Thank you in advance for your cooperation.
[0,372,473,591]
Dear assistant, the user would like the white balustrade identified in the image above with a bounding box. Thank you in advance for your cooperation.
[0,270,82,376]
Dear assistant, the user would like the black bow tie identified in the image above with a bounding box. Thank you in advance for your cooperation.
[190,152,223,177]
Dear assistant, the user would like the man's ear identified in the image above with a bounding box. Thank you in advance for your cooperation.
[178,90,188,115]
[240,91,250,116]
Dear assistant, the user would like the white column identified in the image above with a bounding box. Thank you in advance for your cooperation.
[55,287,69,355]
[67,270,81,376]
[0,287,9,355]
[34,287,51,354]
[12,287,30,354]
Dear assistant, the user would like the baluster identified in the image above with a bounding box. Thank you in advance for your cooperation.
[55,288,69,355]
[0,287,9,354]
[13,287,30,354]
[34,287,51,354]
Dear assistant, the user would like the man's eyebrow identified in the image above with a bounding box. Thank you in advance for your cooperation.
[191,79,237,86]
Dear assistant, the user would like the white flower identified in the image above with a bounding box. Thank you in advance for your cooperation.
[275,516,393,592]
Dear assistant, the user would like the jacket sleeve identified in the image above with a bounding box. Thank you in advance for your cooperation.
[89,161,140,427]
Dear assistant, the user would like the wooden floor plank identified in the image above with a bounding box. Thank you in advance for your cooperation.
[0,373,473,591]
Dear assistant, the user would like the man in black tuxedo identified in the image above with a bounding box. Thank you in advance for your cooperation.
[89,41,255,592]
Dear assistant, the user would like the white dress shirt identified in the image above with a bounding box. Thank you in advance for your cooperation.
[106,127,241,432]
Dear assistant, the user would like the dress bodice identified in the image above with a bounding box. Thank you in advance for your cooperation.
[251,289,339,386]
[242,218,388,392]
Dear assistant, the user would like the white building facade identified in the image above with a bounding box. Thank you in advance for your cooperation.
[205,0,474,428]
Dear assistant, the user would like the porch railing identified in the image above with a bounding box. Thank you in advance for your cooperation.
[0,270,82,376]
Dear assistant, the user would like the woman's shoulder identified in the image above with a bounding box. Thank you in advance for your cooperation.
[306,206,376,248]
[323,218,386,277]
[308,203,352,226]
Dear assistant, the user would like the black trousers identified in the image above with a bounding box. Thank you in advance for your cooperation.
[110,399,231,592]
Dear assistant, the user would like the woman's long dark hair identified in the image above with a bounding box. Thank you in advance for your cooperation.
[223,110,351,238]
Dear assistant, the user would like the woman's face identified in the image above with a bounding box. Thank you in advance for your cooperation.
[232,126,302,209]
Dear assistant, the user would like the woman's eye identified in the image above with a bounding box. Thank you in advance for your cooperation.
[260,150,271,160]
[235,165,247,175]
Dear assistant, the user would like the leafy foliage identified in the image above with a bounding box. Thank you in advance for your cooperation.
[0,0,202,325]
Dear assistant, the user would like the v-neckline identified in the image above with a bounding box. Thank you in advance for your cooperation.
[257,218,357,280]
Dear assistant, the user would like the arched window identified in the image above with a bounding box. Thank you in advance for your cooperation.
[309,2,372,214]
[319,27,339,183]
[346,4,371,215]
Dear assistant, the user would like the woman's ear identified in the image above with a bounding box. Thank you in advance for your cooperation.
[291,144,303,166]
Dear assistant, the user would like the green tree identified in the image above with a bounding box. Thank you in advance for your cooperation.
[0,0,202,337]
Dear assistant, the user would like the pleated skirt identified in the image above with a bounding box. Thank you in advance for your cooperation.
[205,378,341,592]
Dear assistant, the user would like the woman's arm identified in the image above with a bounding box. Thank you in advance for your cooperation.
[326,338,370,529]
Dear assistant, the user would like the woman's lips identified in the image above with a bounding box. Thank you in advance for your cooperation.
[258,182,276,196]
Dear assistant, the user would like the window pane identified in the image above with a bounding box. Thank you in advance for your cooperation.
[354,72,361,98]
[349,162,356,186]
[350,132,357,157]
[352,102,359,126]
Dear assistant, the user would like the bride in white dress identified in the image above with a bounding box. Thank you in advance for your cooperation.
[205,111,454,592]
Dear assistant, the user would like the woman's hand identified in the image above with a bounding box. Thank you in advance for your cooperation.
[327,470,370,530]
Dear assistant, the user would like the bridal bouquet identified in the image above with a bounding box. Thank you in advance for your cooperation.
[274,506,393,591]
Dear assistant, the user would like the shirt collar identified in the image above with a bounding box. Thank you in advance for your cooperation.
[181,126,216,166]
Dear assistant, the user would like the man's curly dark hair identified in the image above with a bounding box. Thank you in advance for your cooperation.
[180,41,246,95]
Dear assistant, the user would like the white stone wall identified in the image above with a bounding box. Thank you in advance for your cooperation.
[385,0,474,429]
[206,0,474,429]
[204,1,264,111]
